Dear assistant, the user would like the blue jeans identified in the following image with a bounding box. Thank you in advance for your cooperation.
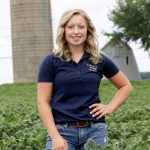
[46,122,108,150]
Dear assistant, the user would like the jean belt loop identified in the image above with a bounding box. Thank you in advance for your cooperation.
[64,124,68,128]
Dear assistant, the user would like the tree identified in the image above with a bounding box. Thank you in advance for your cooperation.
[105,0,150,54]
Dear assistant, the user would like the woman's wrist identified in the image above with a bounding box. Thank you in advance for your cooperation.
[107,103,116,114]
[50,132,61,139]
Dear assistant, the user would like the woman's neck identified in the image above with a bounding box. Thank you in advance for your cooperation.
[69,47,84,63]
[68,45,84,55]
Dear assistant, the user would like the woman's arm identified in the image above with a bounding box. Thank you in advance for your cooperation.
[37,83,68,150]
[89,71,133,119]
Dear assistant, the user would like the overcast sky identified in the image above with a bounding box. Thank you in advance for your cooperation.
[0,0,150,83]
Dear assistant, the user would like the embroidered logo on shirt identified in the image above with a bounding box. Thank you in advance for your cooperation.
[87,64,98,72]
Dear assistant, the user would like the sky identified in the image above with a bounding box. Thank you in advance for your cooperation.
[0,0,150,84]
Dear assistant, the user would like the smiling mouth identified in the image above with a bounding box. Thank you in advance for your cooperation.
[72,36,81,41]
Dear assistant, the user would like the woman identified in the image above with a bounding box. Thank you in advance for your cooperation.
[37,9,132,150]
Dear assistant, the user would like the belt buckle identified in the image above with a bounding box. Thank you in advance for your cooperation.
[77,121,82,127]
[77,121,90,127]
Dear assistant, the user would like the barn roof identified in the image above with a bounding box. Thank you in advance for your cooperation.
[101,39,132,51]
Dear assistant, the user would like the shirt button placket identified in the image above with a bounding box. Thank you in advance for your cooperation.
[78,62,82,78]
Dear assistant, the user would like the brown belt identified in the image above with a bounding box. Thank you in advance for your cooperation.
[64,121,93,127]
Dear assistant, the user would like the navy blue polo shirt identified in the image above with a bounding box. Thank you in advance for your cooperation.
[38,52,119,123]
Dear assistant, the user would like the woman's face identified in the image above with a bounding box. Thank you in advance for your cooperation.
[64,15,88,48]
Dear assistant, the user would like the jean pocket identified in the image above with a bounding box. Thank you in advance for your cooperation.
[90,123,108,146]
[91,122,107,130]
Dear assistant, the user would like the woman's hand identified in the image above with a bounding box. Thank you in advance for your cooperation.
[52,135,68,150]
[89,103,114,120]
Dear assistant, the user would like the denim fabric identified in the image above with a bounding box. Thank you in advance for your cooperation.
[46,122,108,150]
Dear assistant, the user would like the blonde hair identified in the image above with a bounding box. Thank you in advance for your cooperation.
[54,9,101,64]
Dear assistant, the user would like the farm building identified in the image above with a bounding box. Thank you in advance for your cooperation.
[102,40,141,80]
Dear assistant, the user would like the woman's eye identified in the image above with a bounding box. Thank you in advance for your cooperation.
[68,26,74,29]
[79,26,84,29]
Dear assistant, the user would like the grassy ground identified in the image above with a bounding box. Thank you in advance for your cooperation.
[0,80,150,149]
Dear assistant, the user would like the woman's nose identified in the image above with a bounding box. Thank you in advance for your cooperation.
[73,27,79,33]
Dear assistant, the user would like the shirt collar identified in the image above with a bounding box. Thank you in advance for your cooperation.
[81,51,90,60]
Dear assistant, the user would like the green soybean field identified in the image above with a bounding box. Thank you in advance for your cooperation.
[0,80,150,150]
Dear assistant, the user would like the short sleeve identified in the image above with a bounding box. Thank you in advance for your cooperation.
[37,54,55,82]
[101,54,119,78]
